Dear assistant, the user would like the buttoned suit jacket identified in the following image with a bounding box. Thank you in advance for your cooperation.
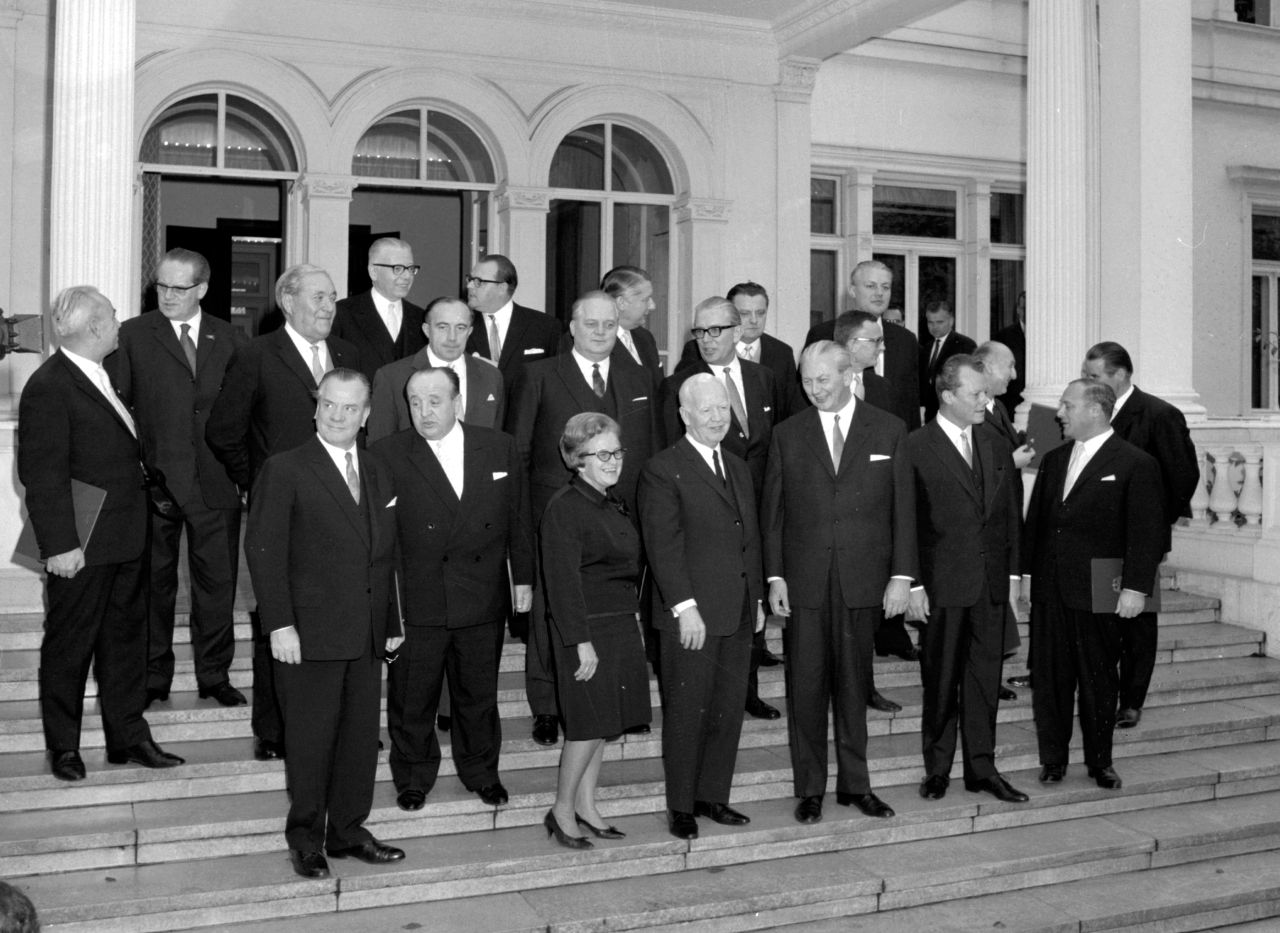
[369,424,533,629]
[920,330,977,420]
[465,303,562,385]
[679,332,800,419]
[1110,385,1199,552]
[567,325,664,387]
[805,317,921,429]
[205,328,361,491]
[366,348,504,441]
[331,289,426,382]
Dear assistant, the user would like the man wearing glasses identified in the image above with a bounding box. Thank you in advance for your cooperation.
[464,254,562,384]
[332,237,426,383]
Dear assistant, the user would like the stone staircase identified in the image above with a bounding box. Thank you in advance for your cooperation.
[2,588,1279,932]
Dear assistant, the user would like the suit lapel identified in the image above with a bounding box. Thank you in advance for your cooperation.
[148,314,193,373]
[359,448,386,554]
[677,437,736,509]
[557,355,604,413]
[270,329,320,393]
[801,409,838,479]
[839,403,876,476]
[307,439,370,548]
[195,322,221,375]
[58,353,136,437]
[927,420,981,505]
[1065,434,1122,502]
[975,429,1001,511]
[501,308,530,371]
[410,433,461,515]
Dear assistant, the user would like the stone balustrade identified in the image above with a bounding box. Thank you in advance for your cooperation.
[1183,420,1279,535]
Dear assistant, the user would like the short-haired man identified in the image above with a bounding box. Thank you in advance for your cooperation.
[19,286,184,780]
[993,294,1026,413]
[919,301,975,422]
[1025,380,1165,791]
[600,265,665,384]
[371,367,533,811]
[1082,341,1199,729]
[464,254,562,384]
[109,248,249,711]
[332,237,427,382]
[973,341,1035,470]
[246,369,404,878]
[640,374,765,839]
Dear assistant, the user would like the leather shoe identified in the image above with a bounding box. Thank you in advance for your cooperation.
[919,775,949,800]
[106,739,184,768]
[531,715,559,746]
[198,681,247,707]
[476,781,509,806]
[1038,764,1066,783]
[668,810,698,840]
[326,839,405,863]
[254,738,286,761]
[50,749,86,782]
[1088,766,1123,789]
[794,795,823,823]
[965,774,1030,803]
[289,848,330,879]
[999,686,1018,702]
[836,792,895,818]
[867,691,902,713]
[1116,707,1141,729]
[745,697,781,720]
[575,813,625,839]
[877,646,921,662]
[758,648,783,667]
[693,800,750,825]
[397,789,426,811]
[436,714,451,733]
[1007,674,1032,688]
[144,687,169,709]
[545,811,591,849]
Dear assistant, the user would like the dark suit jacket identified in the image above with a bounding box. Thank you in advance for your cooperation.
[367,349,504,441]
[331,290,426,382]
[982,398,1020,449]
[920,330,977,420]
[566,325,664,387]
[1022,433,1165,611]
[1111,385,1199,549]
[465,303,562,384]
[659,359,780,504]
[638,438,763,636]
[108,311,247,510]
[244,437,402,660]
[906,420,1019,606]
[17,351,148,565]
[506,352,659,518]
[205,328,361,490]
[993,322,1025,413]
[805,317,921,429]
[678,332,800,418]
[370,424,533,629]
[762,401,918,609]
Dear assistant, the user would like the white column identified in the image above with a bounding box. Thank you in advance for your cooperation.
[674,196,732,342]
[295,174,354,297]
[494,184,551,313]
[1021,0,1100,422]
[775,57,819,353]
[49,0,137,319]
[965,180,993,342]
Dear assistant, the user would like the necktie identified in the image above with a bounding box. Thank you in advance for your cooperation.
[620,329,640,365]
[712,448,726,486]
[592,363,606,398]
[486,314,502,364]
[452,361,465,420]
[94,367,137,436]
[960,428,973,468]
[724,367,748,437]
[344,451,360,504]
[179,323,197,374]
[831,413,844,470]
[309,344,325,385]
[853,371,865,400]
[738,342,757,363]
[1062,442,1086,500]
[385,302,402,341]
[929,338,942,371]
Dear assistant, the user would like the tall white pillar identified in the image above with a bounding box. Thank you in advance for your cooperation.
[49,0,136,319]
[1021,0,1100,422]
[674,196,732,339]
[775,57,819,353]
[495,184,550,313]
[295,174,354,297]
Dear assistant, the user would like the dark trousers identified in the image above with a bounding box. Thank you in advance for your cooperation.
[388,621,504,793]
[874,613,914,656]
[1118,611,1158,710]
[275,648,380,853]
[785,563,877,798]
[658,608,752,813]
[42,558,153,752]
[525,587,559,718]
[147,503,240,692]
[919,587,1003,783]
[249,609,283,743]
[1032,601,1121,770]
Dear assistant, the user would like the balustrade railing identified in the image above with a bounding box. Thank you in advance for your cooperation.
[1184,420,1278,534]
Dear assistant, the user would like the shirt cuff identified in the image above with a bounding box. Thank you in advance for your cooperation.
[672,598,696,616]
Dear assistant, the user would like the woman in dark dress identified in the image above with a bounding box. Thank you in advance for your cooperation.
[540,413,651,849]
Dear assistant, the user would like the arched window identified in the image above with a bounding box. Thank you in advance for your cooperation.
[141,93,296,172]
[353,108,494,183]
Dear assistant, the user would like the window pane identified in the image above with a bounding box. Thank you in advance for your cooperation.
[1253,214,1280,262]
[353,110,419,179]
[991,193,1025,245]
[871,252,907,323]
[426,111,495,184]
[1253,275,1276,410]
[810,250,838,330]
[550,125,605,190]
[546,199,602,324]
[614,203,670,354]
[990,259,1025,336]
[916,256,957,337]
[873,185,956,238]
[611,125,673,194]
[811,178,837,235]
[224,96,296,172]
[141,93,218,167]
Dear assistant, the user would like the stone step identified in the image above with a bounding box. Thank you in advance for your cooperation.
[13,786,1280,933]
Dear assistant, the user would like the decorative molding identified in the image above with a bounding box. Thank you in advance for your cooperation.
[778,56,821,93]
[1227,164,1280,189]
[297,173,356,199]
[495,184,550,212]
[674,196,731,224]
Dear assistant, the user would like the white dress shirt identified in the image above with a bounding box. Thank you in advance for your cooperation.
[370,289,402,342]
[428,420,465,498]
[1110,385,1135,420]
[316,433,359,483]
[483,299,515,354]
[61,346,137,436]
[426,347,468,420]
[282,322,331,373]
[168,309,202,344]
[571,348,611,391]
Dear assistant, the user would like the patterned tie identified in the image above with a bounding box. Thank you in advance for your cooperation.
[486,314,502,365]
[592,363,606,398]
[179,323,197,374]
[712,448,726,486]
[738,341,758,363]
[831,413,844,471]
[309,344,326,385]
[724,367,748,438]
[345,451,360,504]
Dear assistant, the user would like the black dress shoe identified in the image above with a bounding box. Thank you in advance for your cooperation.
[50,749,86,782]
[198,681,247,707]
[758,648,783,667]
[254,738,286,761]
[531,715,559,746]
[867,691,902,713]
[965,775,1030,803]
[476,781,509,806]
[106,739,184,768]
[1116,707,1142,729]
[545,811,592,849]
[623,723,650,735]
[575,813,625,839]
[836,792,895,818]
[397,789,426,811]
[745,697,781,720]
[1007,674,1032,688]
[289,848,330,879]
[919,775,949,800]
[1088,766,1123,789]
[144,687,169,709]
[436,714,451,733]
[693,801,750,825]
[326,839,405,863]
[794,795,823,823]
[999,686,1018,702]
[1038,764,1066,783]
[668,810,698,840]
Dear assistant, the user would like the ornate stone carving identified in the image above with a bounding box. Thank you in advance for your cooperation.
[495,185,550,212]
[298,173,356,200]
[778,57,820,93]
[675,197,732,224]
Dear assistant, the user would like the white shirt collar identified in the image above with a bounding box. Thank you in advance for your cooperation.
[168,308,203,341]
[712,355,743,382]
[682,432,722,472]
[282,322,328,367]
[316,433,359,478]
[571,348,610,387]
[1077,427,1114,457]
[427,419,464,453]
[425,346,462,370]
[1111,385,1135,418]
[816,393,857,431]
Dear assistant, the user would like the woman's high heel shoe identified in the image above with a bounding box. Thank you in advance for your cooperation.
[575,812,625,839]
[545,810,592,849]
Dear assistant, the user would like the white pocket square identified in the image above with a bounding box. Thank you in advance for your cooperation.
[486,393,495,401]
[632,396,648,402]
[386,497,397,508]
[492,471,508,480]
[523,348,544,356]
[1101,474,1117,482]
[870,454,891,462]
[763,406,772,413]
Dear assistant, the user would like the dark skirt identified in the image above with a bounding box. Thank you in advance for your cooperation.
[554,612,652,741]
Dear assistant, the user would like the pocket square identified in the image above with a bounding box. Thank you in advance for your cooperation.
[386,497,397,508]
[523,348,544,356]
[492,471,508,480]
[870,454,891,462]
[1101,474,1116,482]
[486,393,495,401]
[763,406,772,413]
[632,396,648,402]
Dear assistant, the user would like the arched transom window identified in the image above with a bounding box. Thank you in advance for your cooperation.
[353,108,494,184]
[141,92,296,172]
